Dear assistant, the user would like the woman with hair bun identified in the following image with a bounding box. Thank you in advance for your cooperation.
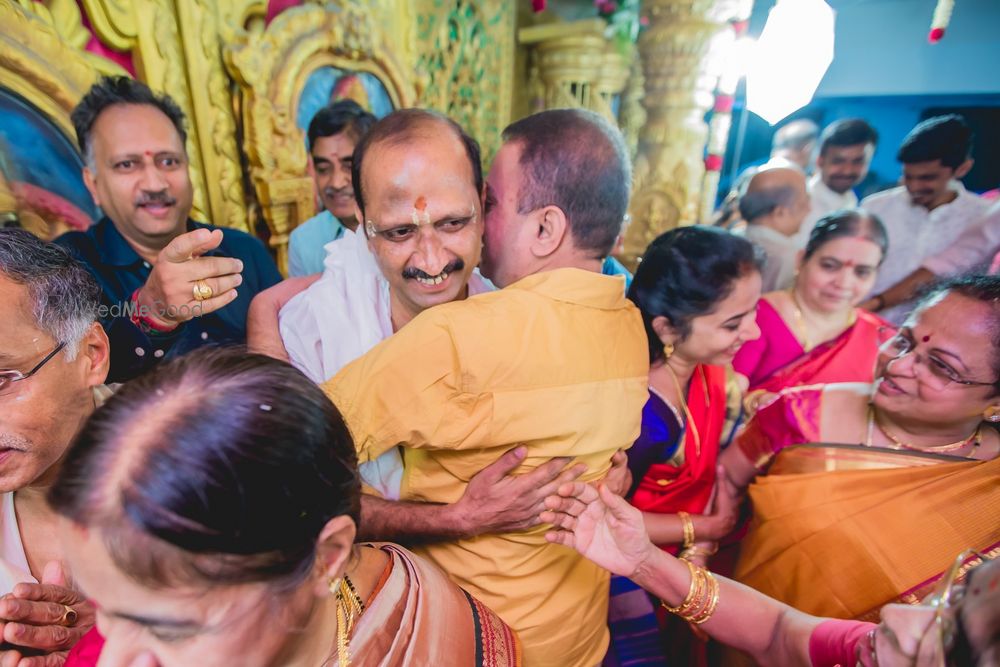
[56,348,520,667]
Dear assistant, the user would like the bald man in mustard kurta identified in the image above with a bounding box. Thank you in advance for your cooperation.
[325,267,648,667]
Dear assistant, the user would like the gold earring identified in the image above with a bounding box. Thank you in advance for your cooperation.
[328,576,342,596]
[984,406,1000,423]
[663,342,674,359]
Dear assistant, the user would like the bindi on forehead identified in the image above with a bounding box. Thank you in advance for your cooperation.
[922,335,931,343]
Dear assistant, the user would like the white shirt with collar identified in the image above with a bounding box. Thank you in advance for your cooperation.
[795,173,859,246]
[863,182,990,323]
[279,227,494,499]
[922,200,1000,276]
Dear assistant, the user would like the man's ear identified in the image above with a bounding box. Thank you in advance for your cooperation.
[530,205,569,259]
[954,158,974,179]
[80,322,111,388]
[82,167,101,208]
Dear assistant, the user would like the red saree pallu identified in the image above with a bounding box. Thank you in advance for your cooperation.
[630,364,729,552]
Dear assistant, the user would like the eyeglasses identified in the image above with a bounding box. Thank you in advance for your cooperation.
[0,342,66,395]
[878,331,996,391]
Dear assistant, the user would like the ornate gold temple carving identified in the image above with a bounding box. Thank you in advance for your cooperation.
[412,0,515,163]
[225,2,416,274]
[622,0,729,265]
[518,19,630,125]
[174,0,250,233]
[0,3,116,238]
[1,3,116,139]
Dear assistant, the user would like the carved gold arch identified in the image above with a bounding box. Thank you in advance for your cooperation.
[225,2,416,275]
[0,2,126,238]
[0,4,122,145]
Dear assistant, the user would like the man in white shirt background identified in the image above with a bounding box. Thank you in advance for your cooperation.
[859,199,1000,314]
[795,118,878,245]
[862,114,990,322]
[0,229,108,662]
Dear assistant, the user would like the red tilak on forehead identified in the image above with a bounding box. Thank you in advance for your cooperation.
[923,335,932,343]
[145,150,152,156]
[414,195,427,211]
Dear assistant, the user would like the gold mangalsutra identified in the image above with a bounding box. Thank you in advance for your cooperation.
[865,403,981,454]
[789,289,856,352]
[665,363,703,457]
[334,575,366,667]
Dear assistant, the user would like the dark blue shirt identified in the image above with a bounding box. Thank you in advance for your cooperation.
[56,217,282,382]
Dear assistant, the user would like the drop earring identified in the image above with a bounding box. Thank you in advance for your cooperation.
[663,342,674,359]
[983,406,1000,423]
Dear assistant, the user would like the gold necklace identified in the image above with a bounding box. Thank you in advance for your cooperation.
[789,289,856,352]
[665,363,703,457]
[335,575,366,666]
[865,403,981,453]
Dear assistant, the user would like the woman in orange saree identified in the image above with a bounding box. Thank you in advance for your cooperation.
[608,227,761,666]
[734,210,893,401]
[722,275,1000,623]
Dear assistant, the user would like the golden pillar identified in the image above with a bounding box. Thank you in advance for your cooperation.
[623,0,729,264]
[519,20,629,124]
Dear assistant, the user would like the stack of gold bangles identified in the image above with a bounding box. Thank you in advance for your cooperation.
[661,558,721,625]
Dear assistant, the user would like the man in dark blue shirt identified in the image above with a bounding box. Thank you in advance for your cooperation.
[56,76,281,382]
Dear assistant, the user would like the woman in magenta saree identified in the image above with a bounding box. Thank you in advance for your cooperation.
[734,210,893,398]
[607,227,762,666]
[722,275,1000,625]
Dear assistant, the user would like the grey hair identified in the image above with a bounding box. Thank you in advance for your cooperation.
[739,185,799,224]
[0,229,101,359]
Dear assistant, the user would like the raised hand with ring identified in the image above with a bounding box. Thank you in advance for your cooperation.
[192,280,214,302]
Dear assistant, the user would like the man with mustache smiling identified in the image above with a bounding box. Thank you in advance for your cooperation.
[56,76,281,382]
[255,110,581,509]
[286,100,376,277]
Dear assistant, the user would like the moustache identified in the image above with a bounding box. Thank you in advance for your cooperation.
[402,259,465,281]
[323,187,353,200]
[135,191,177,207]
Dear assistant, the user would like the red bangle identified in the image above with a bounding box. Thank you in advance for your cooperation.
[129,288,175,333]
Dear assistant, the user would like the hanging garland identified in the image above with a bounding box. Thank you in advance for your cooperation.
[928,0,954,43]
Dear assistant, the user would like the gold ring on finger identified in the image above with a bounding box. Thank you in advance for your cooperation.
[60,604,78,626]
[192,280,214,301]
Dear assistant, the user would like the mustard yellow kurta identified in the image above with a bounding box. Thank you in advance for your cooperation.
[325,268,649,667]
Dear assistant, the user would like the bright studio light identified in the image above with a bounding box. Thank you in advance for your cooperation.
[746,0,835,125]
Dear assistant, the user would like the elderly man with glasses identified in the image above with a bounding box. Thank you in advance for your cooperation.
[0,228,108,663]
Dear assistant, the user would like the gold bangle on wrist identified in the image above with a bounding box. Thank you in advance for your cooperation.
[680,542,719,560]
[678,511,696,548]
[662,559,722,625]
